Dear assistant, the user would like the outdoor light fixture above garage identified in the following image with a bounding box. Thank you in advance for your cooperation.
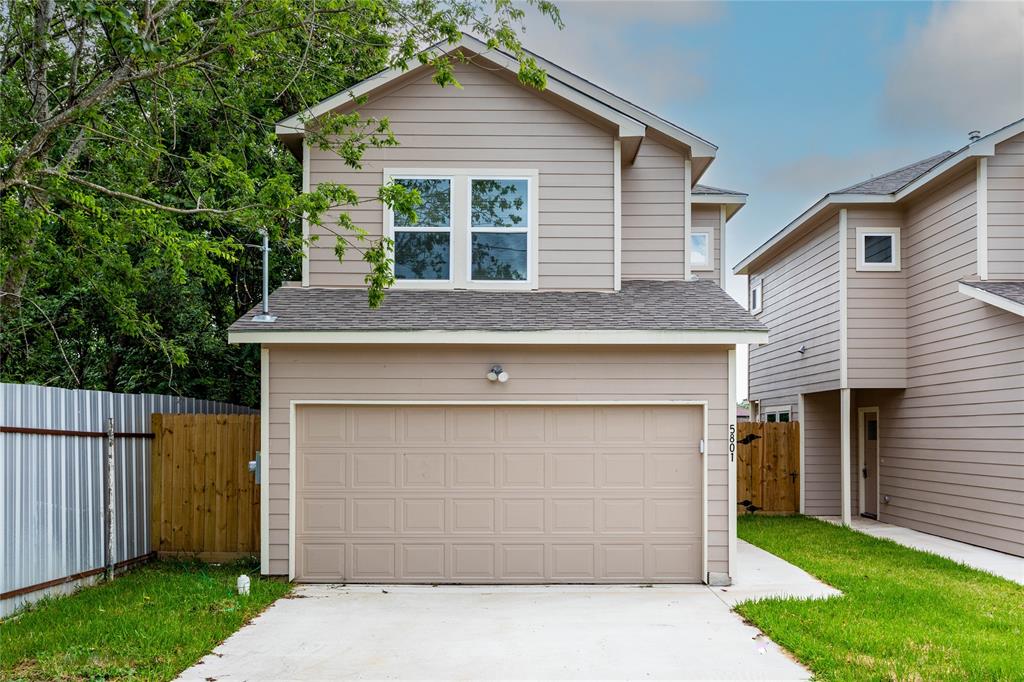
[486,365,509,383]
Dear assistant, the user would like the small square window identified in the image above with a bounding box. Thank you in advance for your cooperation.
[690,232,712,270]
[856,227,901,272]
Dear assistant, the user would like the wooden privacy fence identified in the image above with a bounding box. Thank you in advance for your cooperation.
[737,421,800,513]
[151,413,261,560]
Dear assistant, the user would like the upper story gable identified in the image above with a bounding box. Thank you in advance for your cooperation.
[278,34,745,292]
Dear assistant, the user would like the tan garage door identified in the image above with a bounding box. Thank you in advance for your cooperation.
[295,404,703,583]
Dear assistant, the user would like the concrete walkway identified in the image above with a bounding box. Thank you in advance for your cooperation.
[820,517,1024,584]
[178,540,836,681]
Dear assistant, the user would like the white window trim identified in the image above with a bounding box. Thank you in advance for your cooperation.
[762,405,791,423]
[384,168,539,290]
[690,231,714,272]
[750,279,763,315]
[386,173,455,287]
[465,175,535,289]
[856,226,901,272]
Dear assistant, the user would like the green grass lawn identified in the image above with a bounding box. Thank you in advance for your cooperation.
[1,559,290,681]
[737,515,1024,681]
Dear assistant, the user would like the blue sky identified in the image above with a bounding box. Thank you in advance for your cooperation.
[516,0,1023,398]
[518,1,1024,299]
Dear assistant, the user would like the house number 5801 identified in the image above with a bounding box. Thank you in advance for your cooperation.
[729,424,736,462]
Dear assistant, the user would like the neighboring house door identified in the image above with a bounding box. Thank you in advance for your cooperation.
[293,404,704,583]
[859,408,880,519]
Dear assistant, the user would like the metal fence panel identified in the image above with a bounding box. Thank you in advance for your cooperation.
[0,383,254,616]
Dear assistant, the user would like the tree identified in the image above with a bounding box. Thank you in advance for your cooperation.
[0,0,561,403]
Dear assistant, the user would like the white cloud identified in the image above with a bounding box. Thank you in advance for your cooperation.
[883,1,1024,133]
[516,1,722,109]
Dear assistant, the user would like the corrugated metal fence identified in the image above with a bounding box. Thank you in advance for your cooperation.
[1,383,253,617]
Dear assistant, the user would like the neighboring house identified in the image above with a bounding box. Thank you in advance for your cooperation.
[735,118,1024,558]
[229,34,763,586]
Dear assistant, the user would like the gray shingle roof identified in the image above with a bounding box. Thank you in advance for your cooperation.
[230,279,765,332]
[835,151,957,195]
[693,183,747,196]
[961,280,1024,307]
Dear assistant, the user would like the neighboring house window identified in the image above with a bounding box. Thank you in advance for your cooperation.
[387,169,537,289]
[392,177,453,281]
[763,408,791,423]
[690,232,713,271]
[750,280,763,315]
[856,227,901,272]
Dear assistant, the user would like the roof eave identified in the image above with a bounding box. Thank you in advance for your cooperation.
[228,328,769,345]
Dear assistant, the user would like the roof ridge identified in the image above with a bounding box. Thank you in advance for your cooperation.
[834,150,955,194]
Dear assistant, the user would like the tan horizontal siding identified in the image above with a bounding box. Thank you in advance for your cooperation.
[621,139,685,280]
[874,167,1024,556]
[802,391,841,516]
[264,345,733,577]
[988,133,1024,278]
[846,207,907,389]
[748,213,841,406]
[307,61,614,290]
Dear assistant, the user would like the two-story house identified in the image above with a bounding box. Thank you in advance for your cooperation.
[229,35,763,586]
[736,118,1024,558]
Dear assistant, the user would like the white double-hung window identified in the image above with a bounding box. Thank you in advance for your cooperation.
[386,169,538,289]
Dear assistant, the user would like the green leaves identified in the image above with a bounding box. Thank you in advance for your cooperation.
[0,0,561,399]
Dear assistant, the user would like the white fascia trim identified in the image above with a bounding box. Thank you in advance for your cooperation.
[613,140,622,291]
[958,282,1024,317]
[839,209,849,388]
[839,387,852,526]
[727,348,737,581]
[684,158,693,281]
[301,140,310,287]
[718,205,727,289]
[230,329,771,345]
[733,118,1024,276]
[977,158,989,280]
[797,393,806,514]
[692,194,747,205]
[260,346,270,575]
[277,35,646,142]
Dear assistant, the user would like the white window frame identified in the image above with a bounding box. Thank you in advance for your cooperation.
[690,231,714,272]
[856,226,901,272]
[750,279,763,315]
[386,173,455,287]
[466,175,535,289]
[762,406,791,423]
[384,168,539,290]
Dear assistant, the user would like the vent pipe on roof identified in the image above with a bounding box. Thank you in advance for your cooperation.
[968,130,982,142]
[252,229,277,323]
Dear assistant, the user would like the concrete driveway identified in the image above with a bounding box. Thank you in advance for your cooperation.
[179,542,837,681]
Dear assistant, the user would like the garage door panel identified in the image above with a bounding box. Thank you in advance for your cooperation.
[353,452,397,487]
[500,452,546,487]
[295,405,703,583]
[301,498,346,532]
[451,453,496,487]
[301,452,346,488]
[599,453,646,487]
[402,452,445,487]
[500,498,545,533]
[402,544,446,578]
[401,498,445,533]
[351,543,397,579]
[549,452,596,487]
